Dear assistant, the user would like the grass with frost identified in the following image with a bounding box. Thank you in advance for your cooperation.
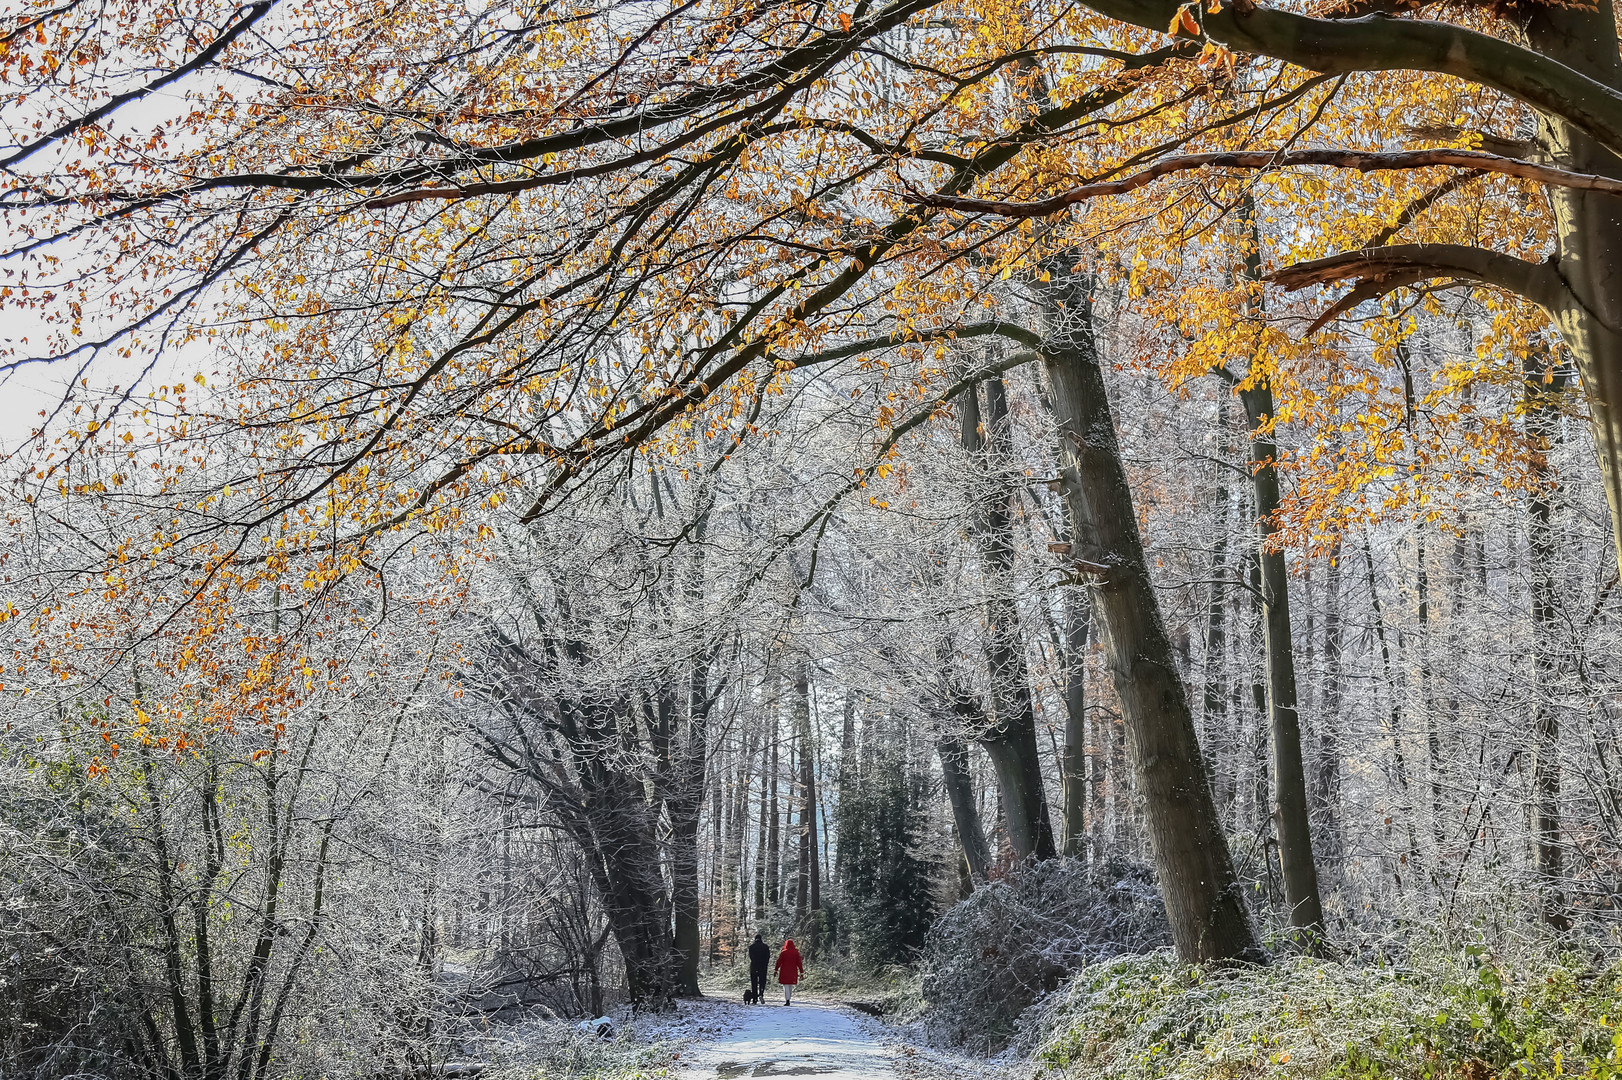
[1025,945,1622,1080]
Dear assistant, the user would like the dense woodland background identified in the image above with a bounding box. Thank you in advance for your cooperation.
[4,1,1622,1078]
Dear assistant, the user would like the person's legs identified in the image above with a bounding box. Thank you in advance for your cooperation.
[783,983,793,1005]
[751,967,766,998]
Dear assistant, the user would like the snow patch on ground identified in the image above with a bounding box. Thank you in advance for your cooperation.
[633,996,748,1046]
[675,1000,901,1079]
[854,1014,1019,1080]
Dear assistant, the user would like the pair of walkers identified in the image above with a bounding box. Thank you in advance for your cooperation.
[746,933,803,1005]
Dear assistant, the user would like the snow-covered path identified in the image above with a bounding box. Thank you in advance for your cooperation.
[677,1000,898,1079]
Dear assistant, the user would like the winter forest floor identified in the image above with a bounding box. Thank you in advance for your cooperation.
[482,936,1622,1080]
[481,988,1010,1080]
[672,999,899,1079]
[670,995,1014,1080]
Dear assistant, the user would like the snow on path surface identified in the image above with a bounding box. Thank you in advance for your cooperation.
[677,1000,899,1079]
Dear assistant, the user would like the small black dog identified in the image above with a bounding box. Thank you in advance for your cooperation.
[743,989,758,1005]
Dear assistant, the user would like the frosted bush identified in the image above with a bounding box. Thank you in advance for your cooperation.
[918,857,1170,1052]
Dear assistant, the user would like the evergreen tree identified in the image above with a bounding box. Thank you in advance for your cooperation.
[838,743,941,968]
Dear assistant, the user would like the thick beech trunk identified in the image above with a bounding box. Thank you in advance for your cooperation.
[478,633,680,1008]
[1526,2,1622,573]
[1039,278,1261,963]
[594,775,677,1008]
[960,377,1060,862]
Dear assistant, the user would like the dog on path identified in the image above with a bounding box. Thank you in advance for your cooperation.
[742,988,758,1005]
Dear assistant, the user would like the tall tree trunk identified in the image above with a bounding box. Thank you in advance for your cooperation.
[1525,346,1573,930]
[1360,533,1420,881]
[804,678,822,916]
[1248,550,1270,840]
[1040,273,1261,963]
[707,742,726,964]
[722,725,752,960]
[961,376,1060,861]
[753,733,769,920]
[1235,209,1324,938]
[1523,1,1622,574]
[1314,542,1344,866]
[766,700,781,909]
[835,692,857,886]
[1061,585,1091,858]
[793,665,811,923]
[1397,344,1445,853]
[938,732,995,883]
[1203,422,1235,825]
[478,637,680,1008]
[938,652,999,883]
[1235,374,1324,938]
[670,530,712,997]
[669,684,708,997]
[792,661,822,938]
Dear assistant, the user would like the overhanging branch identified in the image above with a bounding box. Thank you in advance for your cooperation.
[903,148,1622,218]
[1076,0,1622,159]
[1270,243,1563,332]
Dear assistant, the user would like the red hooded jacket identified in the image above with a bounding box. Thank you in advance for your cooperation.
[774,939,803,985]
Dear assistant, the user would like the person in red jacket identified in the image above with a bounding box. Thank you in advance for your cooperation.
[774,938,803,1005]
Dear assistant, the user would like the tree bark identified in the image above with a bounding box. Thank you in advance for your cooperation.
[670,532,713,997]
[1360,533,1421,882]
[1061,584,1092,858]
[939,733,995,882]
[707,744,726,964]
[835,692,857,886]
[1520,3,1622,576]
[477,634,680,1008]
[1314,541,1344,865]
[753,733,769,920]
[1038,275,1262,963]
[1235,374,1325,939]
[669,685,707,996]
[1203,408,1235,825]
[784,661,824,954]
[793,661,821,925]
[721,724,752,960]
[960,376,1060,862]
[766,699,781,909]
[1525,346,1573,930]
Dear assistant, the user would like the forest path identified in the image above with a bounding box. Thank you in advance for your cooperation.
[677,999,898,1079]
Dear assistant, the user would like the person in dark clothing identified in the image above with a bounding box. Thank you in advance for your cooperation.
[747,933,771,1002]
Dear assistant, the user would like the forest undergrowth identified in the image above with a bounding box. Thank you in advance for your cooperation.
[476,1008,730,1080]
[847,904,1616,1080]
[516,919,1622,1080]
[1017,935,1622,1080]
